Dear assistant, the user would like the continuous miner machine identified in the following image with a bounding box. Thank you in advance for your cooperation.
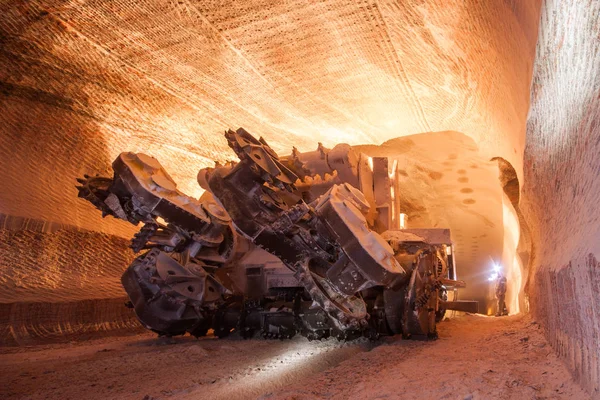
[77,128,477,341]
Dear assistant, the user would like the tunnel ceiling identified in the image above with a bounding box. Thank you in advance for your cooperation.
[1,0,540,229]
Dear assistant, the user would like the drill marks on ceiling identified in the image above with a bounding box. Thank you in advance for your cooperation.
[173,0,331,135]
[367,0,432,134]
[354,130,504,302]
[414,164,443,181]
[50,0,330,160]
[183,0,395,144]
[61,2,294,137]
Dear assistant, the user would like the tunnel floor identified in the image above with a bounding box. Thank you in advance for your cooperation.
[1,314,587,400]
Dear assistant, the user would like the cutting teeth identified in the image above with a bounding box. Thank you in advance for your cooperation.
[324,170,338,181]
[76,178,86,184]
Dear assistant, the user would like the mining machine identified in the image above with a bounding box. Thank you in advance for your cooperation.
[76,128,476,341]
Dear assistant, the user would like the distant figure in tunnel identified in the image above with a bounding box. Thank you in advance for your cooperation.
[495,274,508,316]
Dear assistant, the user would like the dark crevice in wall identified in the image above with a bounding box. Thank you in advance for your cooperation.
[492,156,532,313]
[491,157,520,206]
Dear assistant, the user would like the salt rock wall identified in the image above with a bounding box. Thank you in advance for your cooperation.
[522,0,600,394]
[0,215,141,345]
[1,0,541,345]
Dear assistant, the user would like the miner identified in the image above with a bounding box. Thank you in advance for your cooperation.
[495,274,508,316]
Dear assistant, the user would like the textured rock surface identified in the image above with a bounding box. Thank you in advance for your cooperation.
[0,315,588,400]
[0,215,140,345]
[0,0,541,228]
[267,315,590,400]
[521,0,600,394]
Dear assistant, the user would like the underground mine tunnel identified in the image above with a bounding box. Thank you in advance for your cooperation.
[1,0,598,399]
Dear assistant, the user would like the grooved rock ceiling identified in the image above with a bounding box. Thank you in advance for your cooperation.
[0,0,598,393]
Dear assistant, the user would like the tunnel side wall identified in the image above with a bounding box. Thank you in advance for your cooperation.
[522,0,600,394]
[0,216,141,345]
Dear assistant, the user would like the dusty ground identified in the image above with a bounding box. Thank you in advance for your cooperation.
[1,314,589,400]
